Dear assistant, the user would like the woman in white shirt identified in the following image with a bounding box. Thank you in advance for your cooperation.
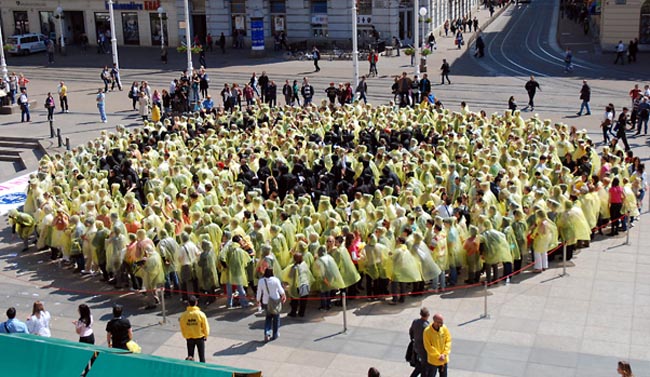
[256,268,286,342]
[74,304,94,344]
[26,301,51,337]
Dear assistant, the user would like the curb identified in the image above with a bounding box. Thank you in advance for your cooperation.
[466,3,511,51]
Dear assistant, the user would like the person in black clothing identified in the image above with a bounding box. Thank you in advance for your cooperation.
[198,45,206,68]
[106,304,132,350]
[524,75,541,110]
[614,107,630,151]
[259,72,269,103]
[474,34,485,58]
[577,80,591,116]
[508,96,517,111]
[218,32,226,53]
[325,82,338,106]
[312,46,321,72]
[440,59,451,85]
[628,39,638,63]
[420,74,431,99]
[266,81,277,107]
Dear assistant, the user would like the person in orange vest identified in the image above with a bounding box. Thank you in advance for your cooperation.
[368,50,379,77]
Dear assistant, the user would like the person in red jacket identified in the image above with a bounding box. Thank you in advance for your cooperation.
[368,50,378,77]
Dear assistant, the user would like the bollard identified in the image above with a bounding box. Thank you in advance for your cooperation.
[480,281,489,319]
[159,290,167,324]
[562,242,567,277]
[49,120,54,138]
[342,292,348,333]
[57,128,62,147]
[625,213,631,246]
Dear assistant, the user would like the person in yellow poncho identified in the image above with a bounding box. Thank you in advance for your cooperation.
[224,235,253,308]
[196,239,219,306]
[328,235,361,297]
[7,209,35,252]
[556,200,590,261]
[530,209,558,273]
[387,236,421,304]
[282,253,313,317]
[358,234,389,298]
[463,226,482,284]
[141,245,165,309]
[480,220,513,283]
[312,246,345,311]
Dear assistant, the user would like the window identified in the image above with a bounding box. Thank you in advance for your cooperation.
[312,26,328,38]
[272,15,285,35]
[311,0,327,14]
[14,11,29,35]
[149,13,168,46]
[94,13,110,39]
[270,0,286,13]
[122,12,140,45]
[357,0,372,15]
[232,15,247,36]
[39,11,55,39]
[231,0,246,14]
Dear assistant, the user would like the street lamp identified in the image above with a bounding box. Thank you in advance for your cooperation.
[413,0,419,76]
[55,6,65,55]
[351,0,359,88]
[184,0,193,73]
[0,23,8,82]
[108,0,119,69]
[419,6,427,49]
[157,6,165,49]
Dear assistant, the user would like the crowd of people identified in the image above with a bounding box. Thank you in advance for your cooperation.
[6,95,645,327]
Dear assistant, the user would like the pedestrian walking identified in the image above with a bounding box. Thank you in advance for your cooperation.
[110,64,122,91]
[614,40,626,65]
[46,39,55,64]
[613,107,631,151]
[601,105,614,144]
[455,31,464,49]
[106,304,132,350]
[564,48,573,72]
[312,46,321,72]
[26,301,51,337]
[368,50,378,77]
[282,80,293,106]
[74,304,94,344]
[524,75,541,110]
[179,295,210,363]
[356,76,368,104]
[18,89,30,122]
[0,307,29,334]
[219,32,226,53]
[58,81,68,113]
[635,97,649,135]
[393,36,401,56]
[44,92,56,121]
[628,38,638,63]
[96,88,107,123]
[198,45,207,68]
[161,45,168,64]
[408,307,430,377]
[474,34,485,58]
[256,268,286,342]
[422,313,451,377]
[100,66,111,93]
[440,59,451,85]
[577,80,591,116]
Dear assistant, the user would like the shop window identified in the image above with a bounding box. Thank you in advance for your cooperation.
[122,12,140,45]
[272,15,285,36]
[14,11,29,35]
[232,15,247,36]
[39,12,55,39]
[95,13,110,40]
[312,26,328,38]
[149,13,168,46]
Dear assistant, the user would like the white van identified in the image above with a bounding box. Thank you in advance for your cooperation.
[5,33,48,55]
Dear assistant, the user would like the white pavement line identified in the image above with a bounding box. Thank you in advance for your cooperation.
[0,172,32,216]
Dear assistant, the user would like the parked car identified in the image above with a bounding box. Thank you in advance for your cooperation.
[5,33,48,55]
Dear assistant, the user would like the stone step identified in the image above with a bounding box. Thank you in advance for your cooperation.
[0,138,42,150]
[0,101,38,115]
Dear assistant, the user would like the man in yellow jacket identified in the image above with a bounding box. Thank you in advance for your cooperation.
[422,313,451,377]
[179,295,210,362]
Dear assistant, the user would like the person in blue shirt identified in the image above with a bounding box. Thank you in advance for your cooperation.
[202,95,214,111]
[0,307,29,334]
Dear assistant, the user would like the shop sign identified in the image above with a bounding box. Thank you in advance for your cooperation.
[311,14,328,25]
[251,18,264,51]
[104,1,161,11]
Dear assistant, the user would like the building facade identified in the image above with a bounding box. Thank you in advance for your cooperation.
[0,0,179,47]
[0,0,477,48]
[597,0,650,48]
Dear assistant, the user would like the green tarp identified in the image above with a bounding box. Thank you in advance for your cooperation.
[0,334,260,377]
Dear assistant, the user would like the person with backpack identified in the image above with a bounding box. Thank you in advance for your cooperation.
[44,92,56,121]
[110,64,122,91]
[312,46,321,72]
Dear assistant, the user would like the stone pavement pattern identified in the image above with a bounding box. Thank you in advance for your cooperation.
[1,1,650,376]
